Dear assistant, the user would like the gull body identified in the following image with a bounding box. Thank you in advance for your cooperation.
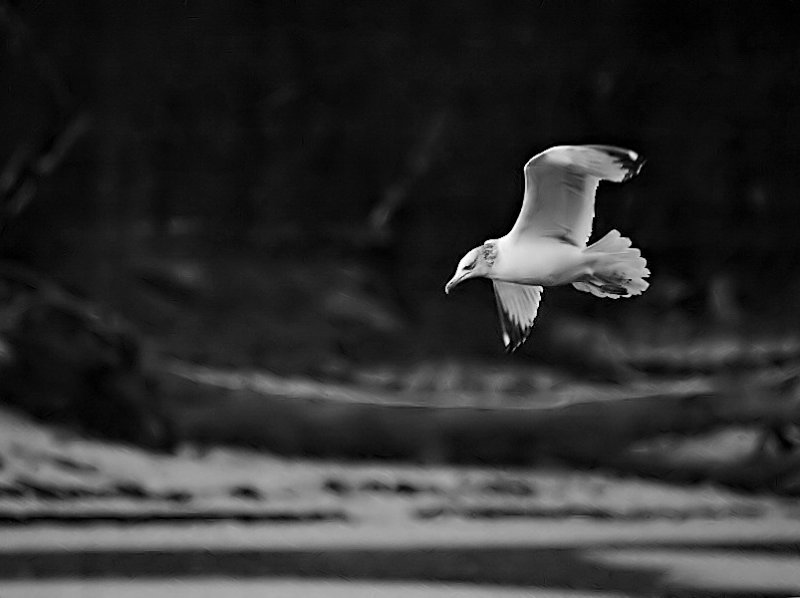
[445,144,649,352]
[492,235,588,287]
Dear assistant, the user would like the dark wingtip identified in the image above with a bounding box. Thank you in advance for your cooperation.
[502,331,528,354]
[618,151,646,182]
[624,155,646,181]
[591,145,645,182]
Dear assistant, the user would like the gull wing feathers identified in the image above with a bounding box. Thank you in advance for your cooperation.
[492,281,543,352]
[509,145,644,247]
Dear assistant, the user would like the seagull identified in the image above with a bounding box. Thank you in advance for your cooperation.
[444,144,649,352]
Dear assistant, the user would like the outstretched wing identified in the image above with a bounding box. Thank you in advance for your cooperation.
[509,145,644,247]
[492,281,543,352]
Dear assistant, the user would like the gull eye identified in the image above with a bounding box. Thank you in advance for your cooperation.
[463,260,476,271]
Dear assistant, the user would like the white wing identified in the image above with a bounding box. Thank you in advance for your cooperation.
[492,281,543,352]
[509,145,643,247]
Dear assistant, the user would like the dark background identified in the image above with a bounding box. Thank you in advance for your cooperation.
[3,0,800,373]
[4,10,800,592]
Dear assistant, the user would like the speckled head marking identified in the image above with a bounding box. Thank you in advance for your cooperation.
[444,240,497,294]
[481,239,498,267]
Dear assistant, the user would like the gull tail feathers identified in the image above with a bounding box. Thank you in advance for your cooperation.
[573,229,650,299]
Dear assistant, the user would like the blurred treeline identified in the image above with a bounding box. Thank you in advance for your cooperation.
[2,0,800,367]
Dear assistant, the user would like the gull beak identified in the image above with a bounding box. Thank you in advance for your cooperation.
[445,272,469,294]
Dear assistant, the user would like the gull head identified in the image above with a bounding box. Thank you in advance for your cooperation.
[444,240,497,294]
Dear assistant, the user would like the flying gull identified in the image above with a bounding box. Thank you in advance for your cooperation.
[445,144,649,352]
